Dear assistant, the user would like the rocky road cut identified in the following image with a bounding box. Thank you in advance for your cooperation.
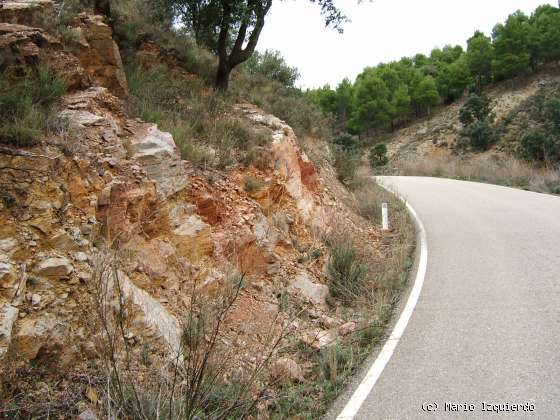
[338,176,560,419]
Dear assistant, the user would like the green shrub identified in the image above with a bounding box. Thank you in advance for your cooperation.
[113,0,216,82]
[326,241,367,303]
[461,120,496,151]
[458,93,496,151]
[518,131,558,162]
[544,98,560,133]
[369,143,388,167]
[244,49,300,88]
[333,133,360,152]
[459,93,493,126]
[318,342,354,384]
[126,62,272,168]
[0,124,43,147]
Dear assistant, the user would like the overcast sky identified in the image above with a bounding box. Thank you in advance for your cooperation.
[256,0,557,89]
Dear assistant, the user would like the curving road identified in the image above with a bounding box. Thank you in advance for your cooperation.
[337,176,560,419]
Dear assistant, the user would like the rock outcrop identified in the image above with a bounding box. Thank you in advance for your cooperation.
[0,0,54,26]
[0,22,89,89]
[0,8,385,412]
[70,14,129,97]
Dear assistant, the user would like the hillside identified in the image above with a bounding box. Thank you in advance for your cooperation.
[305,3,560,194]
[383,68,560,194]
[386,68,560,161]
[0,2,413,418]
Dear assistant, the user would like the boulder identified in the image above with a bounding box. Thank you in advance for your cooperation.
[30,293,41,307]
[73,252,89,262]
[237,104,326,231]
[58,109,105,129]
[78,409,98,420]
[302,329,337,350]
[0,260,17,290]
[0,238,18,254]
[338,321,357,337]
[34,257,73,278]
[172,217,213,262]
[271,357,303,384]
[0,304,18,359]
[128,124,190,197]
[13,315,61,360]
[291,272,329,306]
[129,125,176,161]
[193,193,222,225]
[116,271,182,355]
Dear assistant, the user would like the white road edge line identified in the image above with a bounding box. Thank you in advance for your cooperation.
[336,178,428,420]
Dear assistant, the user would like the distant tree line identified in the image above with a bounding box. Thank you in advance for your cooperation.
[307,5,560,137]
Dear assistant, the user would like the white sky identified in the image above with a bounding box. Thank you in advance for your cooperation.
[257,0,557,88]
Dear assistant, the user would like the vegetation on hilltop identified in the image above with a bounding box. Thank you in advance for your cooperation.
[307,5,560,145]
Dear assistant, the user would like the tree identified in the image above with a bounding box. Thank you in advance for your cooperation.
[431,45,464,66]
[461,120,496,151]
[376,65,411,127]
[466,31,494,91]
[413,76,439,116]
[491,11,532,81]
[348,71,393,134]
[306,84,337,115]
[244,49,300,87]
[531,5,560,64]
[171,0,347,91]
[369,143,388,167]
[459,93,493,126]
[333,78,354,122]
[436,55,472,103]
[94,0,111,17]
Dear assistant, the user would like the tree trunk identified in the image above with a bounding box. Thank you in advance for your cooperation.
[216,60,231,92]
[212,0,272,93]
[94,0,111,17]
[94,0,112,28]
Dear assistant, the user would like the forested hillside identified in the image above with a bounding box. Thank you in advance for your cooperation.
[308,4,560,169]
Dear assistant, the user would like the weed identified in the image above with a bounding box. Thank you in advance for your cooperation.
[310,249,322,260]
[244,176,265,194]
[279,291,290,312]
[0,68,66,147]
[326,240,368,304]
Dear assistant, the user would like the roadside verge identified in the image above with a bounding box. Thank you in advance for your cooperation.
[334,177,429,419]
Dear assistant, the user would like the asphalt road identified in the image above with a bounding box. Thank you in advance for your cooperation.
[340,176,560,419]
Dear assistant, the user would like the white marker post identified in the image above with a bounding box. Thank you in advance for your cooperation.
[382,203,389,231]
